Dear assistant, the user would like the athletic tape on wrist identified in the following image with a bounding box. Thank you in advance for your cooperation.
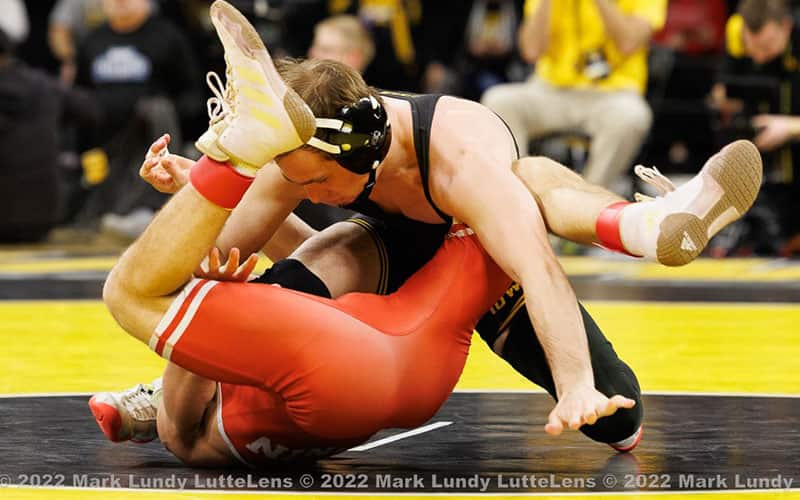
[595,201,636,256]
[189,156,253,210]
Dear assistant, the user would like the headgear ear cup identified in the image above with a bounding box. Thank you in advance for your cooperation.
[307,96,391,174]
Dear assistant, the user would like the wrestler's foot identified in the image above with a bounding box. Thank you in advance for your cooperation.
[609,425,642,453]
[88,379,162,443]
[195,0,315,172]
[605,140,762,266]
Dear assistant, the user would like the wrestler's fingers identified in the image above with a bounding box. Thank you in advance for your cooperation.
[160,157,181,177]
[139,157,158,177]
[599,395,636,417]
[545,410,564,436]
[145,135,171,164]
[222,248,241,275]
[568,414,584,430]
[147,133,170,156]
[208,247,221,273]
[233,253,259,281]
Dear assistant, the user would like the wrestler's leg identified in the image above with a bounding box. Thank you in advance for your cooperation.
[156,363,225,464]
[257,220,383,298]
[512,141,762,266]
[103,179,233,344]
[477,298,642,447]
[512,156,622,245]
[100,162,252,465]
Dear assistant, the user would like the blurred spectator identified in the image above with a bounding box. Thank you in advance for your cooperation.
[350,0,422,91]
[641,0,726,178]
[457,0,523,101]
[291,0,424,91]
[72,0,202,235]
[0,28,100,242]
[0,0,29,45]
[481,0,667,192]
[713,0,800,152]
[653,0,726,55]
[281,1,470,92]
[309,14,375,73]
[415,1,472,94]
[48,0,106,83]
[710,0,800,255]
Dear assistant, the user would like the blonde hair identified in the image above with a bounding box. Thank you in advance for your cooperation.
[315,15,375,67]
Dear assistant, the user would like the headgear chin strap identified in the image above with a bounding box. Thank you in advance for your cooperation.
[307,95,391,178]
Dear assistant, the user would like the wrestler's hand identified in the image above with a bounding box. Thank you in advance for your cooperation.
[195,247,260,282]
[139,133,193,193]
[545,386,635,436]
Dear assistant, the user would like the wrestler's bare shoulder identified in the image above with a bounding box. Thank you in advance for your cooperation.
[431,97,516,164]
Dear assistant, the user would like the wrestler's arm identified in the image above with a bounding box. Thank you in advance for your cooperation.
[215,165,308,259]
[429,103,633,435]
[138,136,314,261]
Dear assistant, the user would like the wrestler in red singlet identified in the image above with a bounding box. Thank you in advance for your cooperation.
[148,225,511,466]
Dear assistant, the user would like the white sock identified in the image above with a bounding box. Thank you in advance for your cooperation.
[617,200,665,258]
[618,173,705,259]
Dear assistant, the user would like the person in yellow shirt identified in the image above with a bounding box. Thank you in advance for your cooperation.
[482,0,666,192]
[712,0,800,153]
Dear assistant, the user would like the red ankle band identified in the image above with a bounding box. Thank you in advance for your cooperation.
[595,201,635,256]
[189,156,253,210]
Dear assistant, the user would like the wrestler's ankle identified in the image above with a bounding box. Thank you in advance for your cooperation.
[190,155,255,210]
[595,201,644,258]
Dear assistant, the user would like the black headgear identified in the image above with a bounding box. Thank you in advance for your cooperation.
[307,95,391,175]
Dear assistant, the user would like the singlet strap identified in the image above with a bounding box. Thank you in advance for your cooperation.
[382,91,452,224]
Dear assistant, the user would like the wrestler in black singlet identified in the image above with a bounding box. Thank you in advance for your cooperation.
[268,91,643,445]
[341,93,455,294]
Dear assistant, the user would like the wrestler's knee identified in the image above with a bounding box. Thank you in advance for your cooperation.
[102,268,164,344]
[102,268,140,335]
[582,362,643,444]
[581,396,643,444]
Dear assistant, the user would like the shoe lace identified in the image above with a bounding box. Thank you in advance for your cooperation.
[120,384,158,422]
[205,69,235,126]
[633,165,676,202]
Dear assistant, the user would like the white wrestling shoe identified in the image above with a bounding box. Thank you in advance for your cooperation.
[619,140,762,266]
[195,0,315,171]
[88,379,162,443]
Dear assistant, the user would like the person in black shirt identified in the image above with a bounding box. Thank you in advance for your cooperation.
[711,0,800,253]
[73,0,202,226]
[76,0,202,145]
[0,29,100,242]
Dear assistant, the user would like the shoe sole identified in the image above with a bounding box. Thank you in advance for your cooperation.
[210,1,316,145]
[88,396,123,442]
[656,140,762,266]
